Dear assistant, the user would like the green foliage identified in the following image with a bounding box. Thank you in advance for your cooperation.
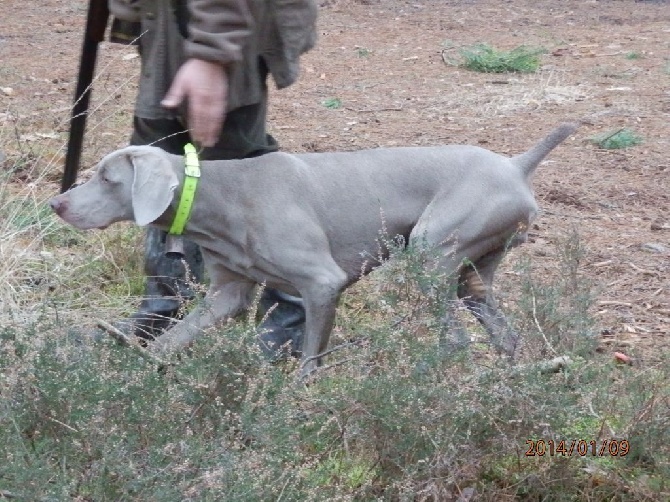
[459,43,546,73]
[355,47,371,58]
[321,97,342,109]
[1,225,668,500]
[590,128,643,149]
[514,229,599,358]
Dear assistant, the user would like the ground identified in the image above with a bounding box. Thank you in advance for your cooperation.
[1,0,668,360]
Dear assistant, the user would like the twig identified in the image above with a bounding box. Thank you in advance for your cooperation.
[300,358,356,381]
[531,293,558,356]
[588,401,600,419]
[98,319,133,346]
[316,358,355,373]
[542,210,602,221]
[391,314,409,329]
[628,262,658,276]
[596,128,625,145]
[592,260,613,268]
[276,476,292,502]
[598,300,633,307]
[44,414,79,433]
[186,403,205,424]
[97,321,207,390]
[97,320,169,367]
[299,340,363,368]
[345,105,404,113]
[594,51,623,57]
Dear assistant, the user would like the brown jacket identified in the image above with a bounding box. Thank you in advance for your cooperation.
[109,0,317,118]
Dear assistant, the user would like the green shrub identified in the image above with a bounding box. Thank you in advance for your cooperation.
[459,44,546,73]
[1,225,668,500]
[590,128,643,149]
[321,97,342,109]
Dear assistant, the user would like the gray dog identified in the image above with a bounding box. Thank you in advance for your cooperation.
[50,122,578,376]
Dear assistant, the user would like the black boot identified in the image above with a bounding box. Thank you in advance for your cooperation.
[120,227,204,340]
[111,228,306,352]
[258,289,305,360]
[109,18,141,46]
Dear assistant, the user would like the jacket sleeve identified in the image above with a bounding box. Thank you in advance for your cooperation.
[184,0,254,65]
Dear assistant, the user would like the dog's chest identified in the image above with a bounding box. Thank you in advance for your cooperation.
[200,242,301,295]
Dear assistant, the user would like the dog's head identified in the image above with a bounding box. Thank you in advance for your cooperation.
[49,146,179,230]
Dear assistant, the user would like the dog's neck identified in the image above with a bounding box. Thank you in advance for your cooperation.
[150,203,177,229]
[149,153,190,230]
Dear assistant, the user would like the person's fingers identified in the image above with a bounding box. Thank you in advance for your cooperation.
[162,59,228,147]
[160,80,185,110]
[189,91,225,147]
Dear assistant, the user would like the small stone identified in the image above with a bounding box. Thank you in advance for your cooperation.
[650,219,669,231]
[641,243,667,254]
[456,487,477,502]
[1,87,14,96]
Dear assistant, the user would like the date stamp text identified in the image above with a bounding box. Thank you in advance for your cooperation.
[525,439,629,457]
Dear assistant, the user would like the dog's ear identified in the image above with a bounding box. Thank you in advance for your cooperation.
[129,148,179,226]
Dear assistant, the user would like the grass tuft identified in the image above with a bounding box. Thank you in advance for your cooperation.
[459,43,546,73]
[355,47,371,58]
[321,97,343,110]
[590,128,643,149]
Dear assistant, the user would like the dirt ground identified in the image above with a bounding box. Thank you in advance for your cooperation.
[1,0,668,360]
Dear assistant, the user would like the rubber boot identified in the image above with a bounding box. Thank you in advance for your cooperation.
[110,18,141,46]
[258,289,305,360]
[121,227,204,340]
[118,228,306,354]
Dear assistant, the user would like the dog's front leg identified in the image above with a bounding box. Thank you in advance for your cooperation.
[152,280,255,354]
[298,271,348,379]
[299,294,340,378]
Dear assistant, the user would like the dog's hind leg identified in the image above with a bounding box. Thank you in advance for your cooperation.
[439,285,473,355]
[457,247,521,358]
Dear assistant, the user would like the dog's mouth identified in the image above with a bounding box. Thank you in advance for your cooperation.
[59,214,110,231]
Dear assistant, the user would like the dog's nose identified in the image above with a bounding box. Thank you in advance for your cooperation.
[49,197,66,216]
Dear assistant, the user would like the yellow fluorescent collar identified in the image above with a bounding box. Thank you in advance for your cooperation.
[168,143,201,235]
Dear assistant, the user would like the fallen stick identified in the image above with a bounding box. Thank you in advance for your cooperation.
[97,319,169,367]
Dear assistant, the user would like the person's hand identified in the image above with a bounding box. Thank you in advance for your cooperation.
[161,58,228,147]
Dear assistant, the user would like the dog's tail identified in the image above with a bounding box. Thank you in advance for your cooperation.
[511,122,579,177]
